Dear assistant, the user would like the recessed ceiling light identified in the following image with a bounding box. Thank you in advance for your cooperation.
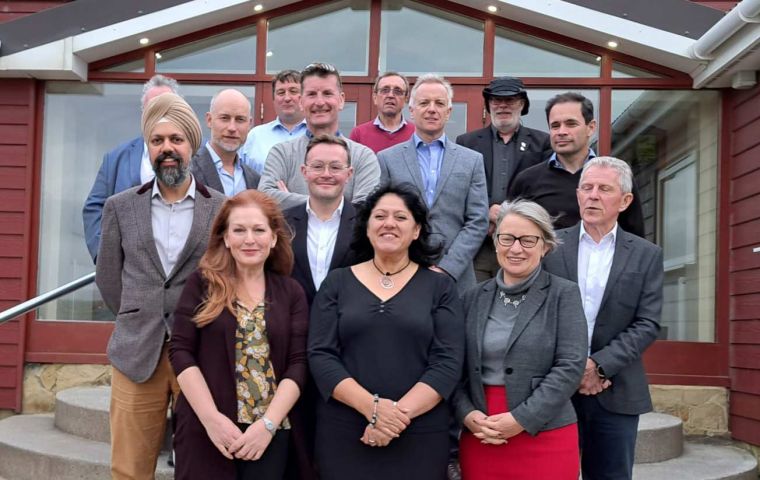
[487,5,498,13]
[607,40,618,48]
[155,52,162,59]
[266,51,273,57]
[139,37,150,45]
[254,4,263,11]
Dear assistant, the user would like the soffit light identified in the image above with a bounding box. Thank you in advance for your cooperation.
[487,5,498,13]
[607,40,619,49]
[139,37,150,45]
[254,4,264,12]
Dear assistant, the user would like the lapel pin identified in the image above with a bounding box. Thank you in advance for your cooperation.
[520,142,527,151]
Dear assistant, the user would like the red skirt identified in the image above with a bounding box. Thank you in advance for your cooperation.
[459,385,579,480]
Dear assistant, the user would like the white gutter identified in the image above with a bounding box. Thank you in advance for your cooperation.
[690,0,760,60]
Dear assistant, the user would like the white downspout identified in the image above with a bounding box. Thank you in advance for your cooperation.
[690,0,760,60]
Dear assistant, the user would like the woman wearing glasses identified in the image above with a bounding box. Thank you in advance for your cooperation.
[452,199,587,480]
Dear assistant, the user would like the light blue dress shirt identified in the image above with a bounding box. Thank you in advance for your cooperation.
[548,148,596,170]
[239,118,308,173]
[206,142,246,197]
[151,176,196,276]
[413,132,446,206]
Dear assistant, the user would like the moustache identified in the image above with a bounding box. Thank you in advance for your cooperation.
[155,151,184,166]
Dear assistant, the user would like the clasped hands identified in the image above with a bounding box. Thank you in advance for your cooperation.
[361,398,411,448]
[464,410,524,445]
[204,411,273,461]
[578,358,612,395]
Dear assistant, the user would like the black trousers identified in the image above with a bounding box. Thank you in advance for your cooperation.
[235,428,290,480]
[573,394,640,480]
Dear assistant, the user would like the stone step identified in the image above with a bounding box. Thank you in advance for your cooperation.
[0,414,173,480]
[635,412,684,463]
[55,386,171,449]
[633,438,758,480]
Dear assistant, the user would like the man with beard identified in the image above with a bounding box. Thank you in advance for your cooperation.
[191,88,260,195]
[350,72,415,153]
[83,74,179,262]
[96,93,225,480]
[456,77,552,281]
[259,63,380,210]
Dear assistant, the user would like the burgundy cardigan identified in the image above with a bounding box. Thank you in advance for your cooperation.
[170,269,309,480]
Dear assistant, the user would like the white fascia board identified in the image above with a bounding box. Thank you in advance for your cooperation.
[450,0,702,73]
[692,22,760,88]
[0,38,87,80]
[72,0,270,62]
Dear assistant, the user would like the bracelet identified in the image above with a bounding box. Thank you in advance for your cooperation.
[370,394,379,427]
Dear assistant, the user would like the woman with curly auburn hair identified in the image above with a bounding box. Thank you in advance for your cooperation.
[170,189,310,480]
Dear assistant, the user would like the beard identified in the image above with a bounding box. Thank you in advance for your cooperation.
[153,152,189,187]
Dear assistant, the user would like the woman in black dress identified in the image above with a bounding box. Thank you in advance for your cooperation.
[308,183,465,480]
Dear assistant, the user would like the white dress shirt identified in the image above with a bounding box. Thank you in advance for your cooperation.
[577,222,617,354]
[151,176,196,276]
[306,198,343,290]
[140,142,156,184]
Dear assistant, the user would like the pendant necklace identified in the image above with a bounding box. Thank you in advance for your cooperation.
[372,258,412,289]
[498,291,527,308]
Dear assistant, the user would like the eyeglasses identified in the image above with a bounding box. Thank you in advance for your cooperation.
[495,233,542,248]
[377,87,407,97]
[490,97,524,107]
[305,162,349,175]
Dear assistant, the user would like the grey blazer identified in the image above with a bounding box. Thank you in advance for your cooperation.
[378,137,489,291]
[451,270,587,435]
[543,224,663,415]
[190,145,260,195]
[95,179,225,383]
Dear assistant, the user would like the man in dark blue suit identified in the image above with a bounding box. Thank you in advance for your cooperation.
[82,74,180,261]
[543,156,663,480]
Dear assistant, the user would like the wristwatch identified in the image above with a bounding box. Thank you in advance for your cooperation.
[261,416,277,436]
[596,363,607,379]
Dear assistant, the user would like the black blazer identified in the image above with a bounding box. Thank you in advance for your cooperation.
[456,124,552,204]
[190,145,260,194]
[284,201,358,305]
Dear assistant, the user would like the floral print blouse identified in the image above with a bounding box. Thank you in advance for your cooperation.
[234,301,290,429]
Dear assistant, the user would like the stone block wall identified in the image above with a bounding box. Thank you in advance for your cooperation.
[650,385,729,436]
[21,364,111,413]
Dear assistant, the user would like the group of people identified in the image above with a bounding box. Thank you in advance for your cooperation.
[85,62,663,480]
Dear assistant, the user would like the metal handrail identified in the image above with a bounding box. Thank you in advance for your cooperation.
[0,272,96,325]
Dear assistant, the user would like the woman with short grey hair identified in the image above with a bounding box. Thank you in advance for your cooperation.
[452,199,588,480]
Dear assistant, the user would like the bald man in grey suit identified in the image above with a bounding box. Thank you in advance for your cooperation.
[378,73,488,292]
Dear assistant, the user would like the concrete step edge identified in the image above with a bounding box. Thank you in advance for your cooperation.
[633,438,758,480]
[635,412,684,464]
[0,414,172,480]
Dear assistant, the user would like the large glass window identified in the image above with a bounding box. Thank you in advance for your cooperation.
[611,90,719,342]
[266,0,370,75]
[38,82,253,321]
[156,25,256,74]
[380,0,484,76]
[495,28,599,77]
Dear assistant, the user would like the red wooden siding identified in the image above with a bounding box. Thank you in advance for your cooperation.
[727,83,760,446]
[0,79,36,411]
[0,1,70,23]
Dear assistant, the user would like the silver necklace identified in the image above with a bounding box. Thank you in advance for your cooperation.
[498,291,526,308]
[372,258,412,290]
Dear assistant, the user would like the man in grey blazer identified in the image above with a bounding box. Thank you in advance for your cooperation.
[378,73,489,292]
[190,88,260,195]
[96,93,225,480]
[543,156,663,480]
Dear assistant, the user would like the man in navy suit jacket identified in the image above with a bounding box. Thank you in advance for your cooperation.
[82,74,180,261]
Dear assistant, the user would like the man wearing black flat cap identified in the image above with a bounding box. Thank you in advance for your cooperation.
[456,76,552,281]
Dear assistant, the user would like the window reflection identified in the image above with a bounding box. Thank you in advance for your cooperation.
[612,62,663,79]
[611,90,719,342]
[102,58,144,73]
[267,0,370,75]
[520,89,599,145]
[495,28,599,77]
[339,103,357,136]
[39,82,253,321]
[445,103,468,139]
[380,0,483,76]
[156,25,256,74]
